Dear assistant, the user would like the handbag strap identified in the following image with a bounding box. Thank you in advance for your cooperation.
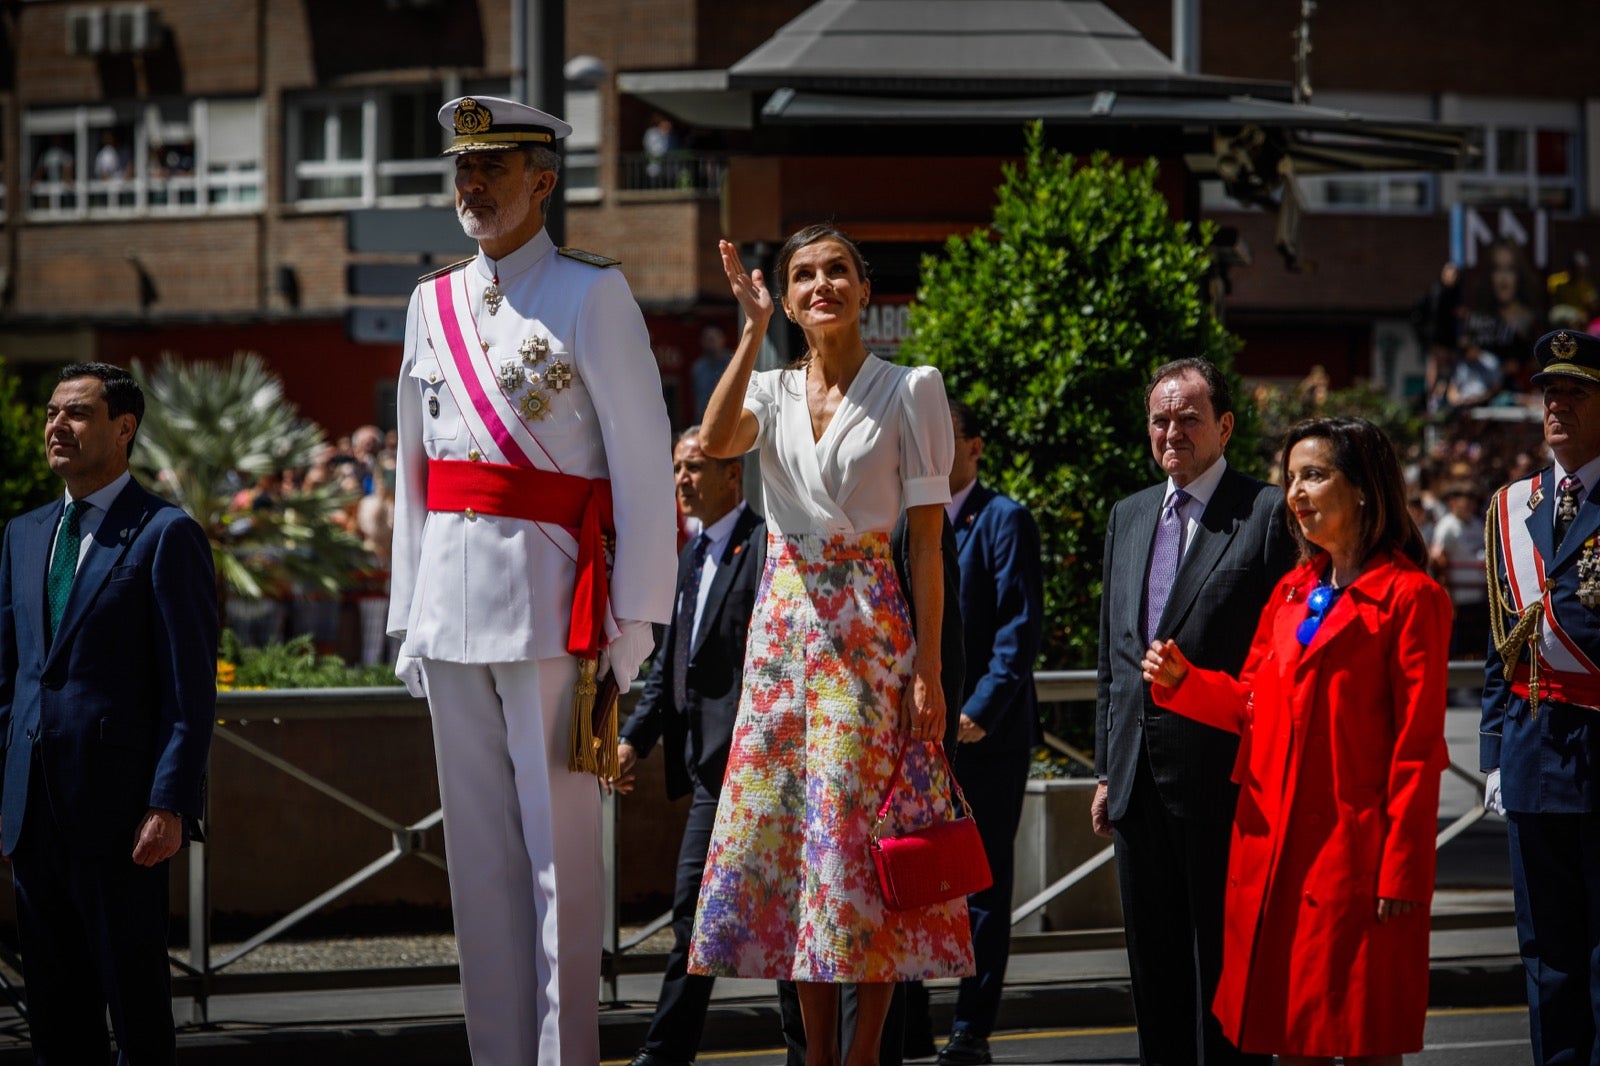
[871,734,977,840]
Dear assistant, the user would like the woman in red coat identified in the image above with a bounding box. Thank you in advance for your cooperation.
[1142,416,1451,1066]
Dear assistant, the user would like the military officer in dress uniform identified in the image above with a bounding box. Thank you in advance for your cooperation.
[387,95,676,1066]
[1483,328,1600,1066]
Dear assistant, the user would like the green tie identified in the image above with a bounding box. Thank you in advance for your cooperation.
[47,500,88,639]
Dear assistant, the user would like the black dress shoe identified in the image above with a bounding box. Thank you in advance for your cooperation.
[628,1051,693,1066]
[937,1029,993,1066]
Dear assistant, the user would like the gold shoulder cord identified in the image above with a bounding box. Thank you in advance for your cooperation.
[1485,485,1546,716]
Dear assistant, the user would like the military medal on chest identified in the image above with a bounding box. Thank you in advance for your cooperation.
[520,335,549,366]
[1579,536,1600,607]
[487,330,567,420]
[498,358,524,392]
[484,275,503,315]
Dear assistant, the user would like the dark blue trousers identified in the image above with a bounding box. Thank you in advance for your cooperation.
[947,742,1029,1037]
[12,767,175,1065]
[641,782,720,1062]
[1508,811,1600,1066]
[1114,755,1266,1066]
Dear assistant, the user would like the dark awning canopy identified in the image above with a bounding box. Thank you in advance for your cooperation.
[622,0,1470,178]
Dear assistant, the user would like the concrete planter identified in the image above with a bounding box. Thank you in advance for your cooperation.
[1012,777,1123,932]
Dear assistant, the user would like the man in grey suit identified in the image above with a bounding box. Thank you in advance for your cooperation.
[1093,358,1295,1066]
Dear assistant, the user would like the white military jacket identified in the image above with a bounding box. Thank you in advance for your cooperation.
[388,227,676,663]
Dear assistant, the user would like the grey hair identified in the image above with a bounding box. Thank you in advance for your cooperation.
[524,145,561,177]
[514,145,561,218]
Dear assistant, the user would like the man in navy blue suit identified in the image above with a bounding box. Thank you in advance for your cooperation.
[1483,329,1600,1065]
[928,400,1044,1066]
[613,426,764,1066]
[0,363,216,1065]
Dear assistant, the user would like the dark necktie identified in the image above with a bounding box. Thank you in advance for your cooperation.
[1556,474,1583,551]
[1145,487,1190,646]
[47,499,89,639]
[672,533,711,710]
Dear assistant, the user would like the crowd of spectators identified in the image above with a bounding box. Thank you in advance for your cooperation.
[224,423,400,665]
[1405,239,1599,667]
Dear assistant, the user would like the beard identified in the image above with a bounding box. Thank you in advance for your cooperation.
[457,171,536,242]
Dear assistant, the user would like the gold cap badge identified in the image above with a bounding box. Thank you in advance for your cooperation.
[454,98,492,137]
[1553,331,1578,360]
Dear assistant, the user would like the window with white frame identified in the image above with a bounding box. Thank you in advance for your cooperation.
[1448,97,1581,215]
[288,82,600,208]
[288,86,453,207]
[24,99,262,219]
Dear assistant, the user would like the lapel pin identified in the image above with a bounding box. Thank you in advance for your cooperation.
[1285,587,1300,603]
[119,528,131,540]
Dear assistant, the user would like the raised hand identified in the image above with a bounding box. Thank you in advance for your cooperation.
[719,239,773,326]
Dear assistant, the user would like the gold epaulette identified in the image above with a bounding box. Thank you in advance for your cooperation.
[558,247,620,268]
[418,257,474,283]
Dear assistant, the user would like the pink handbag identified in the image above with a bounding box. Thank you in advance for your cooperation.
[868,739,993,911]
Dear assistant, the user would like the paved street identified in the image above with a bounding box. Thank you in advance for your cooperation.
[643,1006,1533,1065]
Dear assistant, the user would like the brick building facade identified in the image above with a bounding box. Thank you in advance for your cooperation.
[1,0,1596,433]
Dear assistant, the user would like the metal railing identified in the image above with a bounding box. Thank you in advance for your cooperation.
[0,664,1501,1021]
[616,150,725,196]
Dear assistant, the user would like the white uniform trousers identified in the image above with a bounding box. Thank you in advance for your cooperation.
[421,656,602,1066]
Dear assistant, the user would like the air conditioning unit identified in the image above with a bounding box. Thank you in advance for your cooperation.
[66,7,106,56]
[106,4,160,53]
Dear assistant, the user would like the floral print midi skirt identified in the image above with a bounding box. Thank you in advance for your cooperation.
[687,531,974,982]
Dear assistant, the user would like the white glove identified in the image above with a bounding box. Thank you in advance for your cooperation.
[1484,769,1505,815]
[395,654,428,700]
[600,619,656,690]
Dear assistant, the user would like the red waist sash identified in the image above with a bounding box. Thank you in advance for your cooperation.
[426,458,614,658]
[1511,662,1600,711]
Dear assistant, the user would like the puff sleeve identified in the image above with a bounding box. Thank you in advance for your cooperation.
[742,368,782,454]
[898,365,955,509]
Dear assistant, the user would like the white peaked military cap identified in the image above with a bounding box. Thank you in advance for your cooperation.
[437,95,573,156]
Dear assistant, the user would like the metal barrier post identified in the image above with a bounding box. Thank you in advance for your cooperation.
[187,835,210,1024]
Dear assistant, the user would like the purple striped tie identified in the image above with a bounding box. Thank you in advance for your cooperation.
[672,534,711,710]
[1145,488,1190,646]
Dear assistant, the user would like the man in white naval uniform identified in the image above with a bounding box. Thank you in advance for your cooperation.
[388,95,676,1066]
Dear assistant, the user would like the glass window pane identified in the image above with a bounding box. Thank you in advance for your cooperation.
[1536,129,1572,177]
[387,88,437,160]
[298,108,327,162]
[336,105,363,160]
[1388,179,1427,208]
[1494,128,1528,174]
[1538,185,1574,211]
[299,175,361,200]
[1325,179,1379,205]
[380,171,446,197]
[1458,181,1531,208]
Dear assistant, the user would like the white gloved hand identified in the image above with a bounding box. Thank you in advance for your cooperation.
[1484,768,1505,815]
[395,654,428,700]
[599,619,656,690]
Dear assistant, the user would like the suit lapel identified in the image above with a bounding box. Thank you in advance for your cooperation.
[1552,474,1600,573]
[1159,469,1246,637]
[1524,468,1557,570]
[46,481,152,662]
[22,503,60,654]
[1123,485,1162,636]
[690,507,762,659]
[953,484,992,558]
